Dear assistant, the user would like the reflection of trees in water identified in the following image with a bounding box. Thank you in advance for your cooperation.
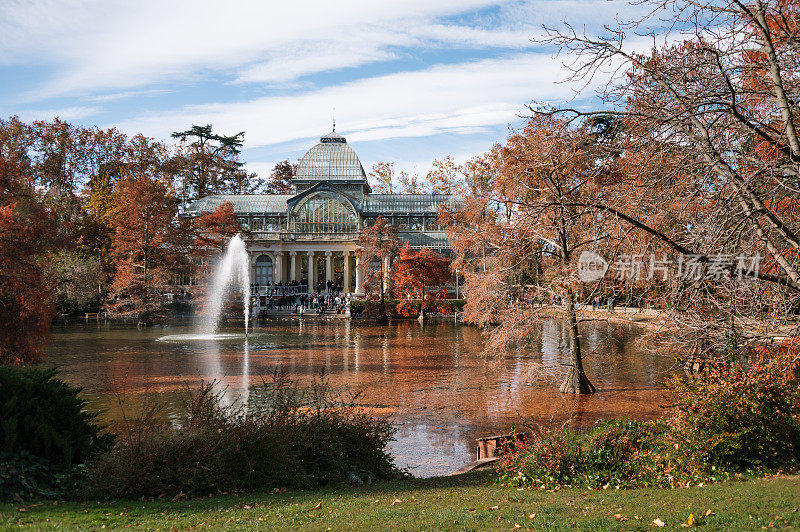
[49,320,673,476]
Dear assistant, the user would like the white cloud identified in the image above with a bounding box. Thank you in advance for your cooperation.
[87,89,171,103]
[234,43,397,85]
[2,0,513,100]
[14,105,100,122]
[115,52,601,149]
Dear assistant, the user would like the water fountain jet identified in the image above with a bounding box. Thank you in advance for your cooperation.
[198,234,250,336]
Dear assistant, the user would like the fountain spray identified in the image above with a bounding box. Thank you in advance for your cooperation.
[198,234,250,336]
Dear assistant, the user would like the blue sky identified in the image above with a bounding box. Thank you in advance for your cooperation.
[0,0,646,179]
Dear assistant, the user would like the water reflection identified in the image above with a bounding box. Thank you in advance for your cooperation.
[47,319,673,477]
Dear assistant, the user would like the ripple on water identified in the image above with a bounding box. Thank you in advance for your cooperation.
[156,333,246,342]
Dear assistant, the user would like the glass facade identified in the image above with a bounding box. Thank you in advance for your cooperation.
[184,129,461,251]
[290,192,358,234]
[295,132,366,181]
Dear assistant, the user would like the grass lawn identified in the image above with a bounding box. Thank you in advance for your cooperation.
[1,471,798,531]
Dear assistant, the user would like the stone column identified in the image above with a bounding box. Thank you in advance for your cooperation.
[325,251,333,284]
[307,251,315,289]
[354,253,364,295]
[289,251,297,283]
[274,251,283,284]
[343,251,352,294]
[383,255,392,293]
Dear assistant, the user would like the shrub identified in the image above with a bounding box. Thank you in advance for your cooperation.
[0,366,112,468]
[500,420,666,489]
[0,366,111,501]
[0,451,81,502]
[348,300,365,315]
[389,299,465,318]
[501,354,800,489]
[663,353,800,472]
[83,371,403,499]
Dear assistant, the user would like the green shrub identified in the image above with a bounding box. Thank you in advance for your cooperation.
[501,355,800,490]
[500,420,667,489]
[0,451,81,501]
[0,366,112,469]
[348,300,365,315]
[0,366,111,501]
[663,354,800,472]
[83,371,403,499]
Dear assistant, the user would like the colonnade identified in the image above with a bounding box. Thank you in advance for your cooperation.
[251,249,363,294]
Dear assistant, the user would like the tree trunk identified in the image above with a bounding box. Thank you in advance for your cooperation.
[559,292,596,394]
[137,310,153,328]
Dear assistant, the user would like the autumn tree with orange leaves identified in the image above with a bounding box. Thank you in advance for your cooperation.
[445,116,625,393]
[190,201,243,313]
[106,140,184,325]
[356,216,399,320]
[0,155,56,364]
[392,244,452,320]
[537,0,800,360]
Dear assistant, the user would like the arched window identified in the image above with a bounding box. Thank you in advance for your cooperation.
[291,192,358,233]
[254,255,273,285]
[409,217,423,231]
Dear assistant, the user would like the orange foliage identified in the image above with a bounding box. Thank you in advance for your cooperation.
[0,155,56,364]
[356,216,399,306]
[193,201,241,254]
[392,244,451,313]
[107,174,181,319]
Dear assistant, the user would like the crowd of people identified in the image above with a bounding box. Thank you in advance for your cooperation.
[254,278,350,318]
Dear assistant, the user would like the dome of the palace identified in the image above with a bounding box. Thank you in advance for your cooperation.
[295,130,367,181]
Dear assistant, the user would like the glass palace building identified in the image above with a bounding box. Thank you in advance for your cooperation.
[185,129,459,296]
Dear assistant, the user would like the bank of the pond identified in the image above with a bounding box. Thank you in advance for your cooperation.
[2,471,799,531]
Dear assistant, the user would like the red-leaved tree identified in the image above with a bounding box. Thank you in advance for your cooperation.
[191,201,243,314]
[107,173,180,325]
[0,155,56,364]
[392,244,452,320]
[356,216,399,320]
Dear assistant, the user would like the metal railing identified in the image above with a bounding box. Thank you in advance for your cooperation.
[250,285,308,297]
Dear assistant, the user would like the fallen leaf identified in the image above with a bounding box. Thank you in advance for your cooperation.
[614,514,629,521]
[653,518,666,527]
[511,525,522,530]
[309,502,322,511]
[687,513,694,526]
[706,509,713,516]
[528,513,536,519]
[488,506,500,510]
[391,499,402,506]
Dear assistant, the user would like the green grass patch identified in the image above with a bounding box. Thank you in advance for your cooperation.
[2,471,799,531]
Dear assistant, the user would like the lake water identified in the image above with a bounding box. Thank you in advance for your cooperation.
[47,319,674,477]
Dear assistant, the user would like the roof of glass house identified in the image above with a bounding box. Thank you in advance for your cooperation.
[295,131,367,181]
[185,195,293,215]
[363,194,462,214]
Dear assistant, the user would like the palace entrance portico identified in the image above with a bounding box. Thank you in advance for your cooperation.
[247,244,364,297]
